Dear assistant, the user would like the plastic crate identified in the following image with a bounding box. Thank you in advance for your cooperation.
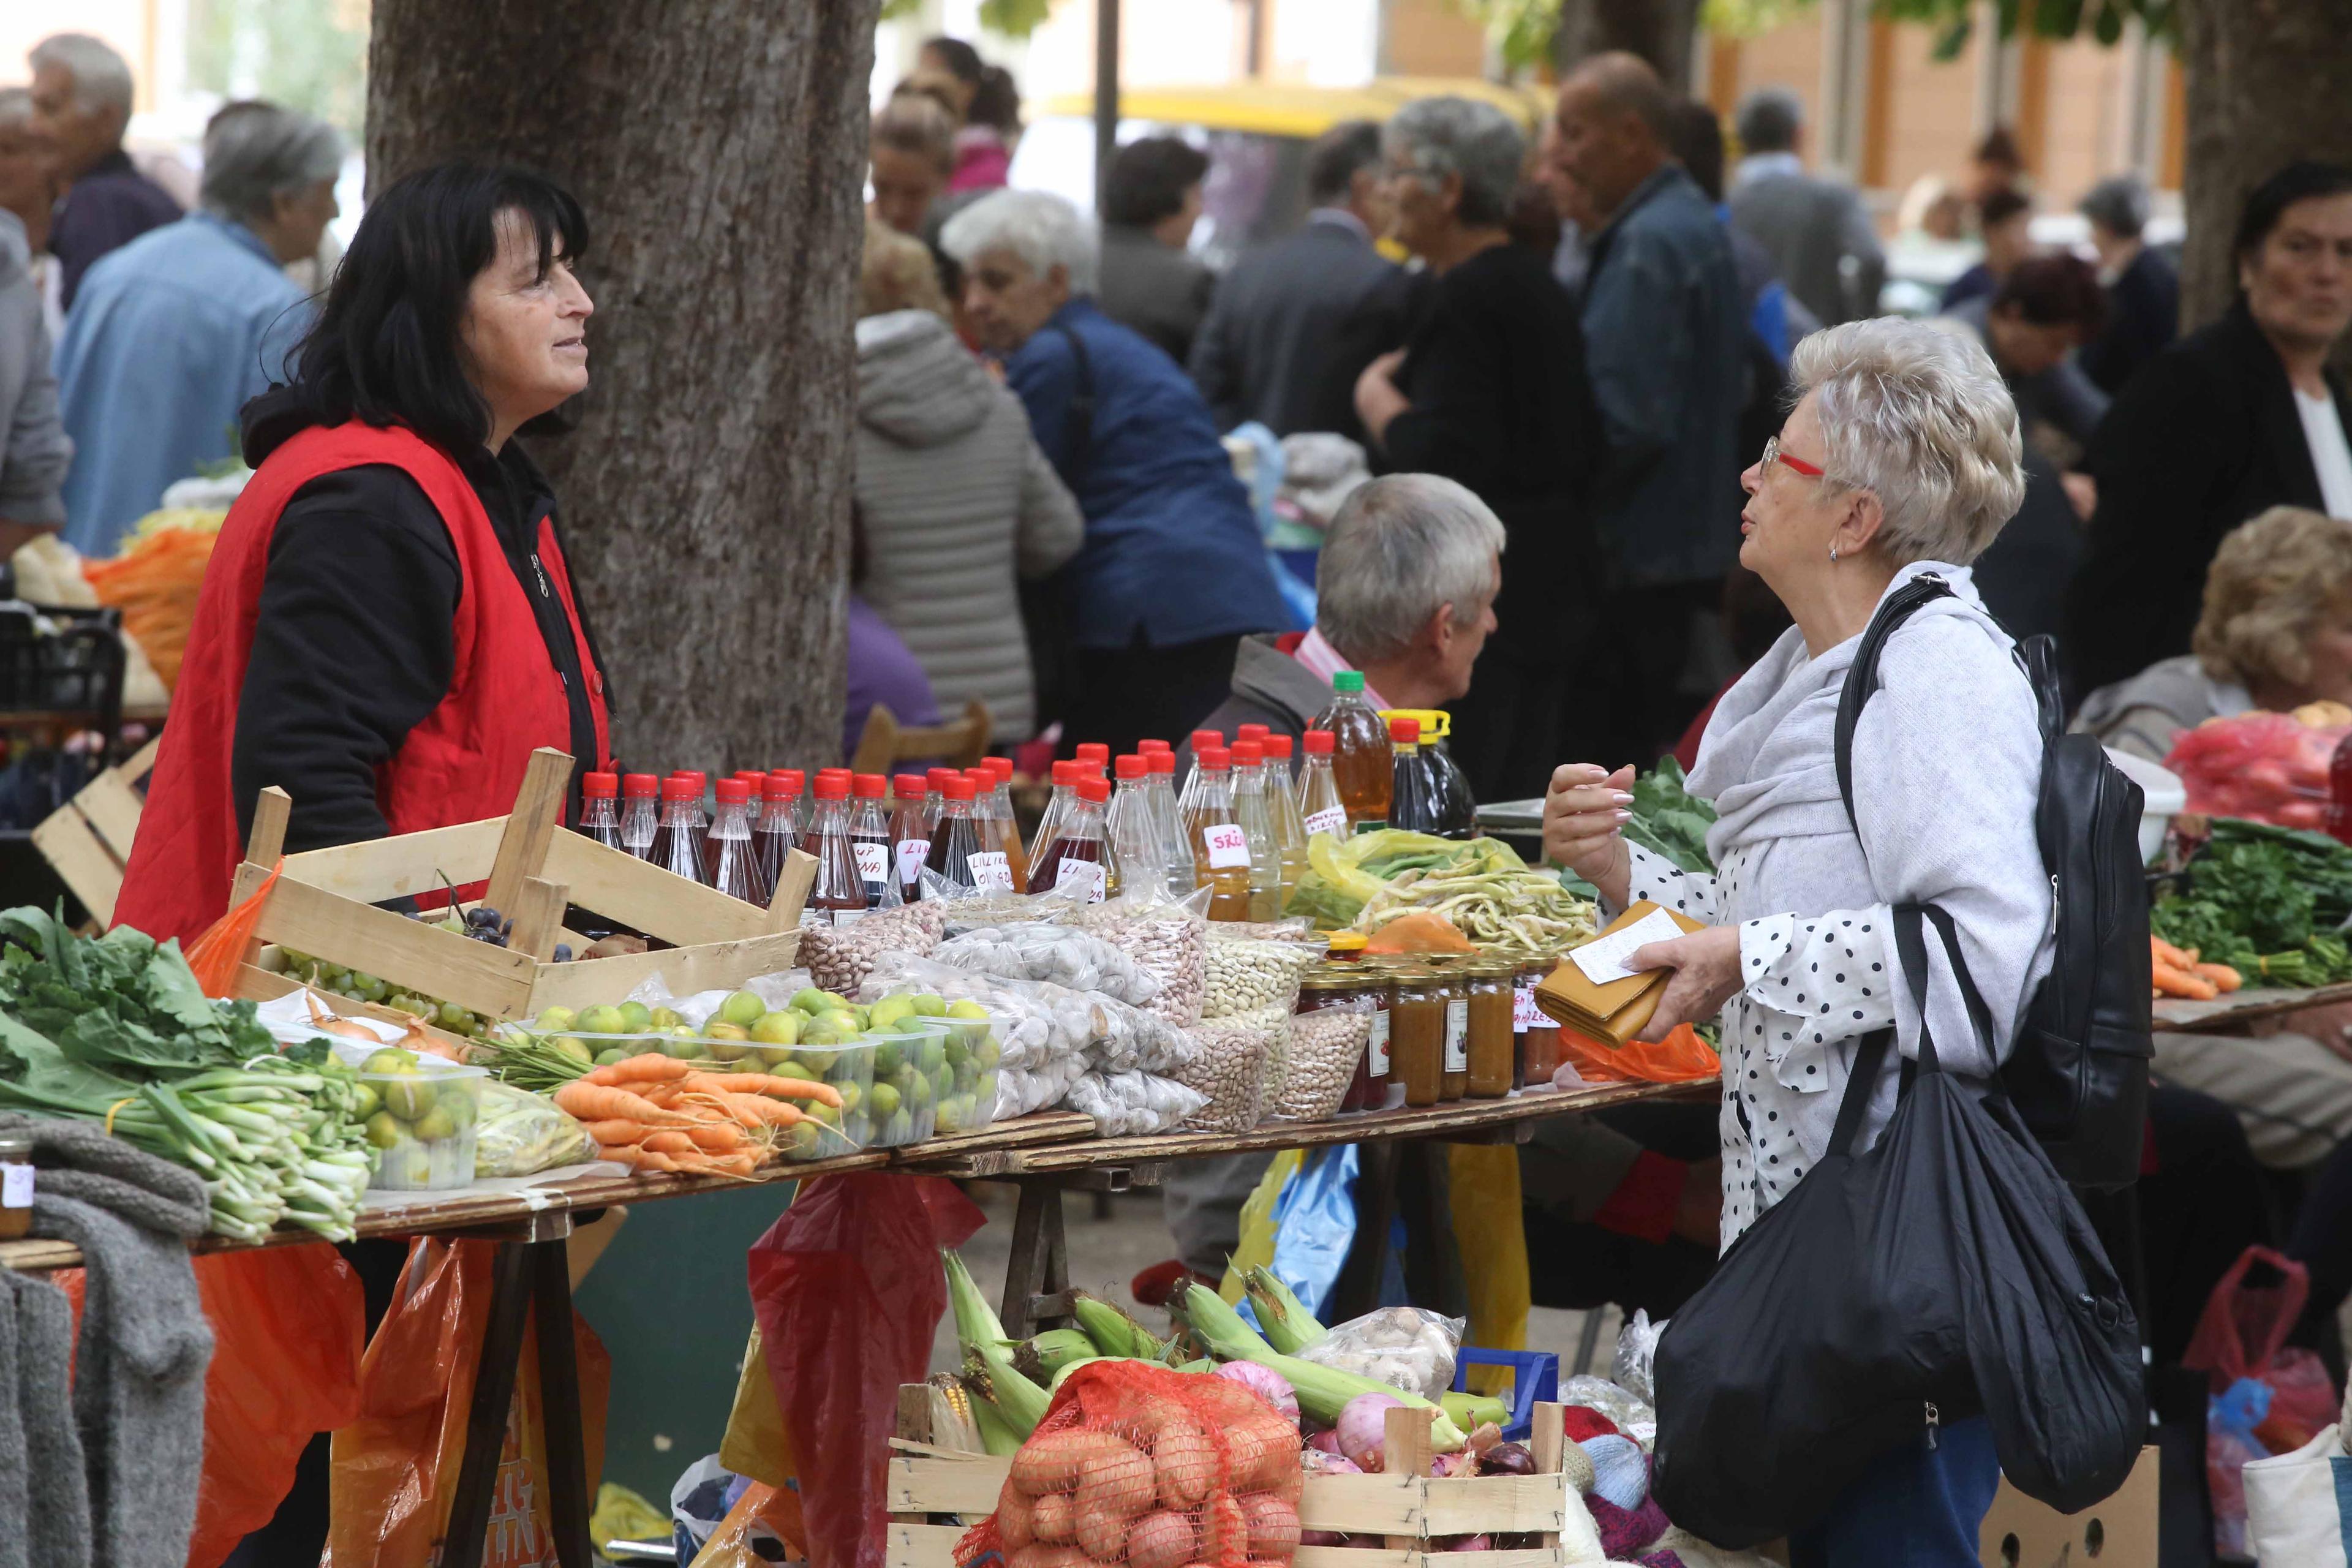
[1452,1345,1559,1442]
[0,604,124,720]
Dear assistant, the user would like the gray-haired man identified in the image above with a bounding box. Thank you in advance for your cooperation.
[29,33,182,308]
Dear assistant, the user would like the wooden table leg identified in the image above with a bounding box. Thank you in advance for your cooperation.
[442,1241,534,1568]
[999,1178,1072,1340]
[531,1237,595,1568]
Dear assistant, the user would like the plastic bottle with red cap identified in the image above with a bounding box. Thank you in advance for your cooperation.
[1297,730,1349,841]
[848,774,895,906]
[981,758,1026,891]
[1177,729,1226,843]
[1144,748,1191,896]
[1030,775,1112,902]
[1229,740,1286,919]
[578,772,622,853]
[1029,759,1081,869]
[619,772,661,859]
[653,776,712,886]
[1186,745,1252,920]
[708,778,768,904]
[1105,755,1158,899]
[890,774,933,901]
[1386,714,1442,835]
[1261,734,1311,892]
[804,772,869,923]
[924,774,994,896]
[758,770,803,891]
[1073,742,1110,771]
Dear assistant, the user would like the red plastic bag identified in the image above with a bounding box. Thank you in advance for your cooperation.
[748,1173,986,1568]
[1558,1022,1722,1085]
[324,1238,610,1568]
[955,1359,1302,1568]
[2163,712,2344,831]
[2184,1245,2342,1555]
[182,858,281,995]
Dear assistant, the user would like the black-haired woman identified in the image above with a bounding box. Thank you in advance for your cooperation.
[2067,159,2352,696]
[117,162,613,942]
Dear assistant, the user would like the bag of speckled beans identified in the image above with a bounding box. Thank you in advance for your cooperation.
[1202,935,1313,1104]
[1070,892,1212,1027]
[1171,1005,1288,1134]
[1276,972,1374,1122]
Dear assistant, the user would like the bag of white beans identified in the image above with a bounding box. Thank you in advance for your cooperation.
[1273,1005,1371,1122]
[1200,935,1314,1020]
[1069,892,1211,1028]
[1171,1004,1289,1134]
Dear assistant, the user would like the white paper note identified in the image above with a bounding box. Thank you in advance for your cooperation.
[1569,908,1687,986]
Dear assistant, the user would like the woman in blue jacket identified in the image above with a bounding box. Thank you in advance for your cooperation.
[941,189,1291,755]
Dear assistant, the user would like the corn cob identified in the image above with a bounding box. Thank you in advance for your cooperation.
[1243,1265,1327,1355]
[1181,1283,1467,1451]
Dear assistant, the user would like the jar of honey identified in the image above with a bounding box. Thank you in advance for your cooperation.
[1389,967,1447,1108]
[1463,960,1517,1098]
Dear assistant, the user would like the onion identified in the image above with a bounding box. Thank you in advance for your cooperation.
[1301,1450,1361,1476]
[1305,1429,1343,1455]
[1466,1422,1503,1455]
[1214,1359,1301,1422]
[1300,1531,1348,1546]
[1335,1391,1404,1472]
[1430,1451,1477,1478]
[1477,1442,1536,1476]
[1446,1535,1491,1553]
[304,992,383,1042]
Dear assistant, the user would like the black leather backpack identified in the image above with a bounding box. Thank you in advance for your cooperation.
[1833,575,2153,1188]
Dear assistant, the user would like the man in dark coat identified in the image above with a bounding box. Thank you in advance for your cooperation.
[2067,162,2352,698]
[1188,121,1417,443]
[29,34,181,309]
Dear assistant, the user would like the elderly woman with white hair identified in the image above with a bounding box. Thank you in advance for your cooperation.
[1545,317,2049,1566]
[940,187,1289,755]
[1354,95,1602,803]
[57,100,341,556]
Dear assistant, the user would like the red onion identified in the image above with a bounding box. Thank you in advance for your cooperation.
[1446,1536,1492,1552]
[1300,1531,1348,1546]
[1477,1442,1536,1476]
[1336,1390,1406,1472]
[1302,1449,1362,1476]
[1305,1429,1343,1455]
[1213,1359,1301,1422]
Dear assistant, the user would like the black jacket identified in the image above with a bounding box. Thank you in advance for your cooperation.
[2079,246,2180,398]
[228,388,606,854]
[1383,241,1605,657]
[2065,300,2352,696]
[1187,213,1417,442]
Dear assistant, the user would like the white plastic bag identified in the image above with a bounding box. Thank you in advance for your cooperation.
[1559,1374,1657,1452]
[930,923,1164,1006]
[1063,1068,1207,1136]
[1612,1308,1664,1407]
[473,1080,597,1177]
[1294,1306,1464,1400]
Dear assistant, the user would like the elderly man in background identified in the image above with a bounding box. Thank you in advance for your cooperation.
[0,90,62,345]
[29,34,181,309]
[1156,471,1721,1301]
[1189,120,1412,442]
[0,124,68,555]
[940,188,1289,755]
[1096,137,1216,365]
[1551,53,1745,764]
[58,102,341,557]
[2077,173,2180,397]
[1727,86,1885,328]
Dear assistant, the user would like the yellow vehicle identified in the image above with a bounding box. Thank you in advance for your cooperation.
[1009,77,1553,267]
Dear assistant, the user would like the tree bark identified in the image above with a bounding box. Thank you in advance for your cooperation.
[366,0,880,774]
[2180,0,2352,340]
[1550,0,1702,90]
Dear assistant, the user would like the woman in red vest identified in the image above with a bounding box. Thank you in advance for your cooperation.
[116,163,614,942]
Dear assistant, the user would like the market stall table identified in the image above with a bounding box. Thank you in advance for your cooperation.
[2151,983,2352,1030]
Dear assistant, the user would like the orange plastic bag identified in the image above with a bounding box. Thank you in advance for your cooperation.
[324,1237,610,1568]
[1362,910,1476,954]
[1559,1022,1722,1085]
[686,1483,807,1567]
[956,1360,1302,1568]
[181,858,281,995]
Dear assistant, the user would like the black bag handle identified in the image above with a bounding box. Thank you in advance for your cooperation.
[1828,903,2004,1156]
[1832,576,1953,836]
[1047,320,1096,486]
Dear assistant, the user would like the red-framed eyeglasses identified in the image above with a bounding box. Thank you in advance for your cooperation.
[1762,435,1828,481]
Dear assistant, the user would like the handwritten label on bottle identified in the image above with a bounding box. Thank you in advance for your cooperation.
[853,842,889,885]
[1057,858,1107,903]
[1513,982,1541,1030]
[1444,1000,1469,1073]
[896,839,930,884]
[1202,822,1251,870]
[1303,807,1348,838]
[968,850,1016,894]
[1366,1012,1392,1076]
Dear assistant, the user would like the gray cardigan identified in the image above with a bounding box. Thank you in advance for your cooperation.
[853,311,1084,741]
[0,213,69,527]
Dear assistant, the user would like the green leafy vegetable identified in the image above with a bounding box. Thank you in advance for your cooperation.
[1621,758,1719,874]
[2150,819,2352,987]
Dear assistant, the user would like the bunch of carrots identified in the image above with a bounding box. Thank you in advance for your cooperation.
[2152,936,2243,1001]
[551,1053,842,1177]
[82,524,219,690]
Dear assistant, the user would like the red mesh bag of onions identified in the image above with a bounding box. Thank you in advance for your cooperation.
[956,1359,1303,1568]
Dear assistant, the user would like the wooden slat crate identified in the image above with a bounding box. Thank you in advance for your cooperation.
[887,1390,1585,1568]
[30,735,159,926]
[225,747,816,1023]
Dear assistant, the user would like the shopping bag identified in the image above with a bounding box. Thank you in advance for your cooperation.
[2184,1245,2342,1555]
[186,1248,365,1568]
[181,857,279,994]
[1216,1148,1305,1307]
[719,1327,793,1488]
[1446,1144,1528,1396]
[1557,1022,1720,1085]
[747,1173,986,1568]
[323,1237,611,1568]
[1652,907,2143,1546]
[2244,1420,2352,1566]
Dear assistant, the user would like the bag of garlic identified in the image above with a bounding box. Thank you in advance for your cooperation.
[1171,1004,1288,1134]
[930,923,1164,1008]
[1063,1068,1208,1136]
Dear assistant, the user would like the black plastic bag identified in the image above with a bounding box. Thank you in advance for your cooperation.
[1651,905,2144,1547]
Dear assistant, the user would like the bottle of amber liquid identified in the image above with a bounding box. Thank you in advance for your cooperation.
[1187,745,1254,921]
[1310,672,1392,830]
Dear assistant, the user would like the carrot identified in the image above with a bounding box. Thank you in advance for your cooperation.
[585,1055,698,1087]
[639,1130,697,1155]
[680,1089,805,1129]
[683,1120,748,1153]
[681,1071,843,1108]
[2151,936,2199,971]
[2193,962,2244,993]
[579,1119,651,1147]
[2152,961,2218,1000]
[554,1080,701,1126]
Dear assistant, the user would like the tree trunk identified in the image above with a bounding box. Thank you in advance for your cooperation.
[2180,0,2352,341]
[366,0,880,774]
[1550,0,1702,89]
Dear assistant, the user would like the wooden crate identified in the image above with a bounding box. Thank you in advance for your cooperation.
[30,735,159,926]
[226,747,816,1023]
[887,1392,1582,1568]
